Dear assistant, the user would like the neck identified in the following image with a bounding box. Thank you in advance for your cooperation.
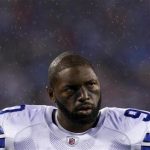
[56,110,97,133]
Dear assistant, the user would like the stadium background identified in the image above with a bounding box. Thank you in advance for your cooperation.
[0,0,149,111]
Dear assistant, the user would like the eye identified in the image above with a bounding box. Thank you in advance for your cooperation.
[64,88,74,93]
[63,86,77,93]
[86,81,97,88]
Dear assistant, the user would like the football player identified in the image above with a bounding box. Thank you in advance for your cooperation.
[0,52,150,150]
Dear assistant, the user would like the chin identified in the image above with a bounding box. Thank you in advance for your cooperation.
[71,111,98,124]
[74,115,96,124]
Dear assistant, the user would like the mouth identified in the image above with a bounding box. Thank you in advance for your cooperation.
[75,104,93,115]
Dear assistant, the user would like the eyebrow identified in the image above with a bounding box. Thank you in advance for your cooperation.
[86,79,98,83]
[63,79,98,87]
[63,84,79,89]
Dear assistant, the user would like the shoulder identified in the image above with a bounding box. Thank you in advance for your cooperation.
[0,105,57,149]
[0,104,46,117]
[101,107,150,131]
[0,104,56,126]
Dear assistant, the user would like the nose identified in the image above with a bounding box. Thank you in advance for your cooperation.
[77,86,89,102]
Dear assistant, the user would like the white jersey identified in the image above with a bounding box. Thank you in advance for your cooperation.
[0,105,150,150]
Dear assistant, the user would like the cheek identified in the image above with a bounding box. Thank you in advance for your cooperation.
[59,96,75,111]
[90,85,100,94]
[54,90,76,111]
[90,89,101,104]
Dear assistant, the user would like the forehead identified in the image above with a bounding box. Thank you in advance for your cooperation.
[56,66,99,85]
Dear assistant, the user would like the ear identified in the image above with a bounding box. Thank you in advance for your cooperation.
[46,85,55,103]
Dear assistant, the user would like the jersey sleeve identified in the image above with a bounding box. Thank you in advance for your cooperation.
[0,105,27,150]
[0,110,6,150]
[105,107,150,131]
[0,104,48,150]
[0,126,5,150]
[104,107,150,148]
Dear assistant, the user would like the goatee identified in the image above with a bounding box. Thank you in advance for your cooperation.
[55,98,101,124]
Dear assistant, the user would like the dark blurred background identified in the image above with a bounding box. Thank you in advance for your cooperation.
[0,0,149,110]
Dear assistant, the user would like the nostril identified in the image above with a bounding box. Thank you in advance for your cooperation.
[77,96,90,102]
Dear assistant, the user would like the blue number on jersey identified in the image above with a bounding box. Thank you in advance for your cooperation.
[0,126,4,148]
[141,133,150,150]
[0,104,25,115]
[124,109,150,122]
[124,109,150,150]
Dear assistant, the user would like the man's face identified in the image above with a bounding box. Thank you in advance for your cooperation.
[53,65,101,124]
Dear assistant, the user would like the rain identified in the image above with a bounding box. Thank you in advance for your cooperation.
[0,0,149,110]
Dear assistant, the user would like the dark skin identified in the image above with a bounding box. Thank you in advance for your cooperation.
[48,65,101,133]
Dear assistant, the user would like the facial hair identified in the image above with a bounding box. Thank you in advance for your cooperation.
[55,95,101,124]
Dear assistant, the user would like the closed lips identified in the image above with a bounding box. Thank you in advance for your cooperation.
[77,104,93,110]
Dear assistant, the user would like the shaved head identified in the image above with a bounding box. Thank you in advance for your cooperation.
[48,51,94,88]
